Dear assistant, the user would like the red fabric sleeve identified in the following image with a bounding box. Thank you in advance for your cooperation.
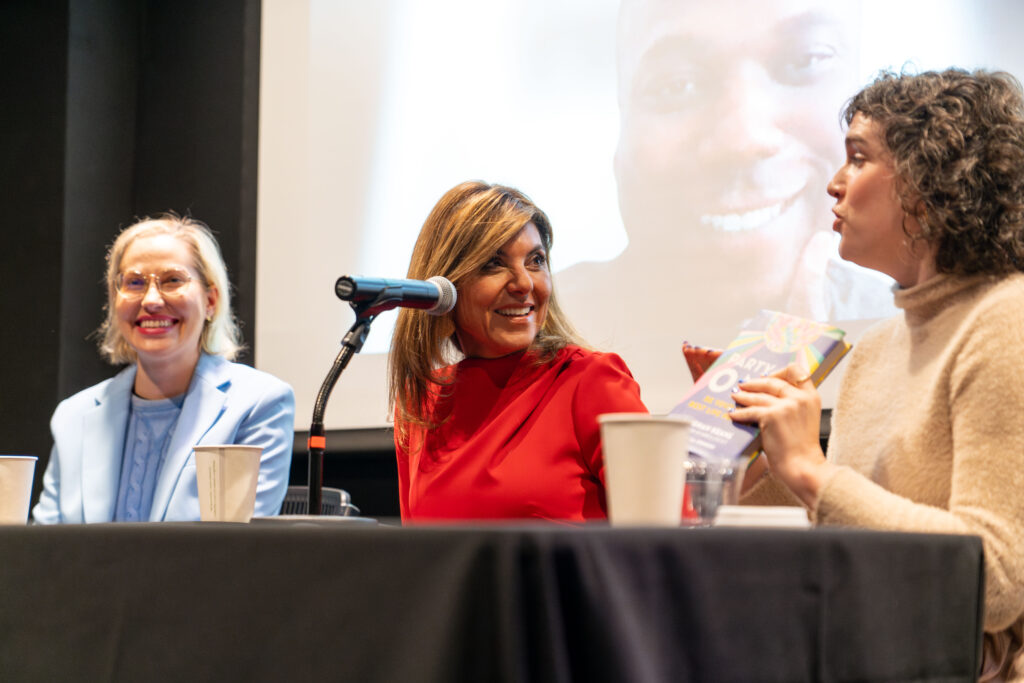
[393,410,412,520]
[570,352,648,487]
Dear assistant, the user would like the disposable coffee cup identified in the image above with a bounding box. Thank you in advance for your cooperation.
[599,414,690,526]
[0,456,37,525]
[193,445,262,522]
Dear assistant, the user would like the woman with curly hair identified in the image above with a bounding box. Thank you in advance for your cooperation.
[730,69,1024,680]
[389,181,647,522]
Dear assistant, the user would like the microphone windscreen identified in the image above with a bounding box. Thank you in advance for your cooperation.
[426,276,457,315]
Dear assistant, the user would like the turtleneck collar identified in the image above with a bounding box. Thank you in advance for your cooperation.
[893,273,996,326]
[459,348,532,387]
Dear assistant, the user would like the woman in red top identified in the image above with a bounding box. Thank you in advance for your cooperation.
[389,181,648,522]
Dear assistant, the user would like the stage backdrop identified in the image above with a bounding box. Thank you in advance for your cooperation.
[258,0,1024,430]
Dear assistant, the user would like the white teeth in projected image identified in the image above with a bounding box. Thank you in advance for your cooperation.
[699,199,788,233]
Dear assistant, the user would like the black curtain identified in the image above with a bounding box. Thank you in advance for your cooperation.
[0,0,260,503]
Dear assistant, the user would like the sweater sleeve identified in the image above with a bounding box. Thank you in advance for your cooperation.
[815,297,1024,631]
[739,468,804,507]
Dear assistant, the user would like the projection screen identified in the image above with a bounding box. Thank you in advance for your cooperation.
[258,0,1024,430]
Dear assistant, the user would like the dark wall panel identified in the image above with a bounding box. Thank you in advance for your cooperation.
[132,0,259,364]
[0,2,70,468]
[1,0,260,505]
[61,0,142,399]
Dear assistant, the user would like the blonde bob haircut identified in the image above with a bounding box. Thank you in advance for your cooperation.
[97,213,243,364]
[388,181,583,437]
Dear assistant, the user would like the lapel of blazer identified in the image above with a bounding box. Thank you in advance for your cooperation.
[150,354,230,521]
[81,366,136,523]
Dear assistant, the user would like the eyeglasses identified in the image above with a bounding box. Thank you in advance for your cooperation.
[115,268,194,299]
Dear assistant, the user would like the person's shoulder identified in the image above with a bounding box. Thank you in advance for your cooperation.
[932,273,1024,342]
[557,345,634,375]
[54,367,133,415]
[555,345,647,414]
[974,272,1024,313]
[562,344,626,361]
[207,356,294,398]
[954,274,1024,347]
[229,362,294,395]
[554,344,593,365]
[49,367,133,434]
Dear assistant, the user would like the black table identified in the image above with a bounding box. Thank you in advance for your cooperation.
[0,523,983,682]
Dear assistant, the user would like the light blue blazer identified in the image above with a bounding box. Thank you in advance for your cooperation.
[32,354,296,524]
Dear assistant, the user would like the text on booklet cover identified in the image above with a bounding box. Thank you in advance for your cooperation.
[670,310,851,461]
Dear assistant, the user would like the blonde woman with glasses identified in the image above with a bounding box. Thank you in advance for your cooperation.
[33,214,294,523]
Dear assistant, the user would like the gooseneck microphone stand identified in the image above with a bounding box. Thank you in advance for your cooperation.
[306,287,392,515]
[307,275,456,515]
[306,308,375,516]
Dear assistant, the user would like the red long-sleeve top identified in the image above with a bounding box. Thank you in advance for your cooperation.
[395,345,648,522]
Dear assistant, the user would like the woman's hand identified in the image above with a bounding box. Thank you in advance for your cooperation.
[729,363,830,507]
[682,342,723,382]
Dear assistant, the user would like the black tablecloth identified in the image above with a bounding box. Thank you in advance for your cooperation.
[0,523,983,682]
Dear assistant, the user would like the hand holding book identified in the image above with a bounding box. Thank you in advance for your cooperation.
[730,363,831,507]
[672,310,851,464]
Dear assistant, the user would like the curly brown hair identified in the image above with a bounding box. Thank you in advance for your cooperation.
[843,68,1024,275]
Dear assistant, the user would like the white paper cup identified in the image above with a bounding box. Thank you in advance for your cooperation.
[193,445,262,522]
[599,414,690,526]
[0,456,37,525]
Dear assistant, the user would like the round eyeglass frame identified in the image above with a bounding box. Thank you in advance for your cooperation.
[115,269,195,299]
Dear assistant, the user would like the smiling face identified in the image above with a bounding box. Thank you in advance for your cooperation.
[114,234,218,372]
[614,0,859,268]
[827,113,931,286]
[453,223,551,359]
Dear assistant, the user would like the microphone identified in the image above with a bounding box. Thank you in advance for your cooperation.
[335,275,457,316]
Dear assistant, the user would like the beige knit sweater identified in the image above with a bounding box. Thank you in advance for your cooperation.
[744,273,1024,681]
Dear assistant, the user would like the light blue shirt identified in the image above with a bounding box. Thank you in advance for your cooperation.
[114,394,185,522]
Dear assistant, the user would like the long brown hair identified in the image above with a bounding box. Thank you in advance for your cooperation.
[388,181,583,445]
